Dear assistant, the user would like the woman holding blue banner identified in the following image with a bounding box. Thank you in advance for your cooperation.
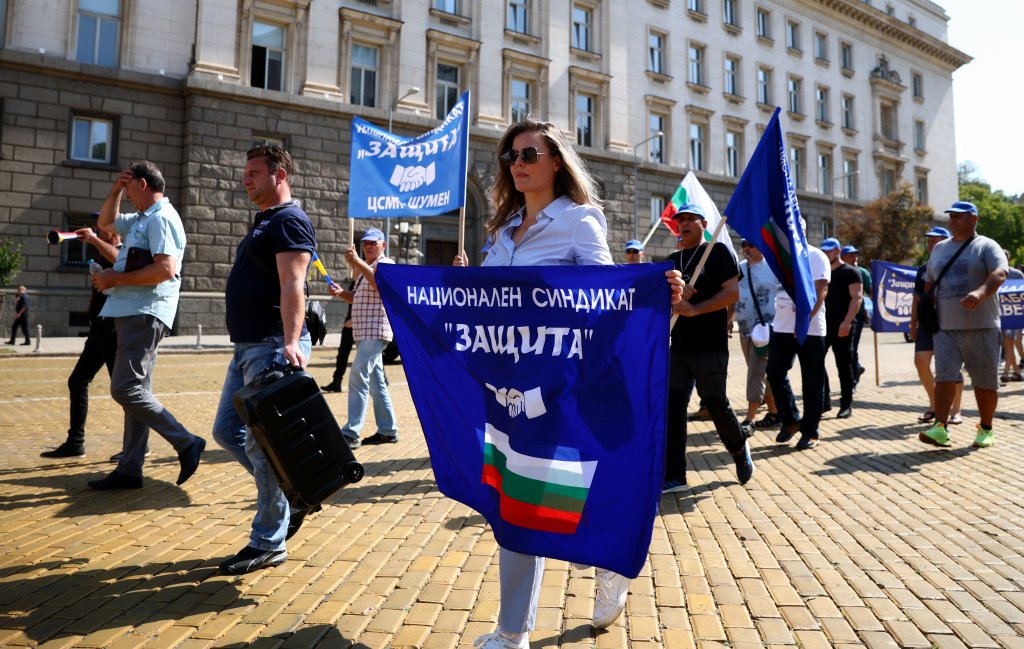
[455,118,682,648]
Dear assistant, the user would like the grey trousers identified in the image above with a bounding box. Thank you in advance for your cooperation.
[498,547,545,633]
[111,314,194,477]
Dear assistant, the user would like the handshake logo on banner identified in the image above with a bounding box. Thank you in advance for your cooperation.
[485,383,547,420]
[390,162,437,193]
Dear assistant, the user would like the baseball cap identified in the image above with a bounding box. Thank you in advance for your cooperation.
[672,203,706,220]
[360,228,386,242]
[944,201,978,215]
[820,237,841,252]
[925,226,951,238]
[841,245,859,255]
[625,239,644,252]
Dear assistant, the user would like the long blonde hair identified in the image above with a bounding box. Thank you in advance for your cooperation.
[486,118,602,237]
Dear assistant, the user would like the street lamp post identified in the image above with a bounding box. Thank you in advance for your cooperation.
[386,87,420,246]
[632,131,663,240]
[831,169,860,237]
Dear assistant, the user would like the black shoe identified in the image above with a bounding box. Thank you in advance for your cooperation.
[822,401,833,413]
[20,341,31,346]
[755,412,780,429]
[345,436,361,449]
[321,381,342,393]
[776,422,800,444]
[41,443,85,458]
[362,433,398,445]
[286,504,321,541]
[87,471,143,490]
[734,441,755,485]
[110,449,151,462]
[740,420,755,438]
[176,437,206,485]
[796,434,819,450]
[3,341,13,345]
[218,545,287,576]
[837,406,852,419]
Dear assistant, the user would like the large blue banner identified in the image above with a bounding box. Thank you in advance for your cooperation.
[348,92,470,218]
[871,261,917,333]
[998,279,1024,329]
[377,263,672,578]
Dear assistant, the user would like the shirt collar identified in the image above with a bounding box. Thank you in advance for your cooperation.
[503,195,573,232]
[140,197,169,218]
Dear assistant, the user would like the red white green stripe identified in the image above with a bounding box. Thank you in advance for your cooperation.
[657,172,736,257]
[481,425,597,535]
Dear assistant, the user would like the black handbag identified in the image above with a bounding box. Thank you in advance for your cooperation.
[919,235,974,334]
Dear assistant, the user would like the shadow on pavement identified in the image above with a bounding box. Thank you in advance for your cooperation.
[813,446,972,476]
[221,624,372,648]
[0,472,194,516]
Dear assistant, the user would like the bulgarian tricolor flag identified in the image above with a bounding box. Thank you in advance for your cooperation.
[659,171,736,258]
[482,425,597,535]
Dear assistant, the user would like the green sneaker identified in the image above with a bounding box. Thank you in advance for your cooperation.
[919,422,950,447]
[972,425,994,448]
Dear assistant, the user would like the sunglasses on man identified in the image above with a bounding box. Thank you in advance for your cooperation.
[626,249,642,254]
[500,147,552,165]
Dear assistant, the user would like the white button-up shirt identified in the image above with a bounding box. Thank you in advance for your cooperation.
[482,195,613,268]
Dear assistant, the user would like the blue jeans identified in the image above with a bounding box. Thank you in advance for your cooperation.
[212,334,312,552]
[342,338,397,441]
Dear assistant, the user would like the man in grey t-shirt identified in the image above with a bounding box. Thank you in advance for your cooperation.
[920,201,1008,449]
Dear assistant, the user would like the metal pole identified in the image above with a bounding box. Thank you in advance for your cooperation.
[195,323,203,350]
[33,324,42,352]
[632,132,662,242]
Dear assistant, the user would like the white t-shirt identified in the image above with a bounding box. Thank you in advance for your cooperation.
[773,246,831,336]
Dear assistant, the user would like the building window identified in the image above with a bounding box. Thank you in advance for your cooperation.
[349,43,379,108]
[252,134,286,148]
[510,78,532,123]
[816,85,830,123]
[814,31,828,62]
[251,21,285,91]
[840,41,853,71]
[756,8,771,40]
[0,0,7,48]
[916,174,928,203]
[434,0,458,13]
[61,212,106,268]
[885,3,895,16]
[572,4,592,51]
[70,114,115,164]
[881,168,896,195]
[649,31,665,74]
[757,66,772,105]
[688,43,706,86]
[649,113,665,163]
[843,158,858,198]
[790,143,805,190]
[689,122,706,171]
[723,0,738,27]
[818,151,832,194]
[788,76,802,114]
[912,72,924,99]
[841,94,855,129]
[786,20,800,51]
[650,196,666,225]
[507,0,529,33]
[914,119,926,151]
[688,0,704,13]
[726,130,742,177]
[76,0,120,67]
[575,92,595,147]
[880,102,897,140]
[436,63,461,119]
[724,55,740,96]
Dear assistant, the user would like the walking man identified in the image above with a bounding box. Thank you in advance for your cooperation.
[331,228,399,449]
[89,161,205,490]
[840,245,870,387]
[920,201,1008,448]
[6,286,30,345]
[212,145,317,575]
[821,238,863,419]
[735,239,779,432]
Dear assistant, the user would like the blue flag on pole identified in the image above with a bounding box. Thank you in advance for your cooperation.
[348,92,470,218]
[724,107,817,342]
[376,262,671,578]
[871,261,916,333]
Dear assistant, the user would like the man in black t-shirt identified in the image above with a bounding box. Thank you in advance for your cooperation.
[6,285,30,345]
[821,238,862,418]
[663,203,753,493]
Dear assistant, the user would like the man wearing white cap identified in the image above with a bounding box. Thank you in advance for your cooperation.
[920,201,1007,449]
[331,228,399,449]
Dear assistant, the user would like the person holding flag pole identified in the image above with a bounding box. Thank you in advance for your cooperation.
[452,117,683,648]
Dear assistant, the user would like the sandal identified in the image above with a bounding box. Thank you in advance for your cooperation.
[949,414,963,425]
[1001,374,1011,384]
[917,410,936,423]
[1014,372,1023,381]
[755,412,780,428]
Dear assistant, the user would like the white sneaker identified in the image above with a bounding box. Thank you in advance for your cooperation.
[593,569,630,628]
[473,631,529,649]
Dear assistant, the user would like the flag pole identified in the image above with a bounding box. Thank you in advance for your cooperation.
[687,215,729,287]
[348,217,356,278]
[458,205,466,260]
[639,218,674,249]
[873,330,879,386]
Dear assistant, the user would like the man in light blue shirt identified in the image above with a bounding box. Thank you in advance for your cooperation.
[89,161,206,490]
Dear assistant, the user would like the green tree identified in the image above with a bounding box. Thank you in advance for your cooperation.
[959,180,1024,265]
[836,183,933,266]
[0,239,23,286]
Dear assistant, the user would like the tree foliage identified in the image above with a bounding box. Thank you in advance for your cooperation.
[0,239,24,286]
[835,183,933,266]
[959,180,1024,265]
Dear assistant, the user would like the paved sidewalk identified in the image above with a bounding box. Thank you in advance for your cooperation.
[1,333,1022,648]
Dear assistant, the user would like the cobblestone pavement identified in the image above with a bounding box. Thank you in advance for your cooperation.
[1,333,1023,648]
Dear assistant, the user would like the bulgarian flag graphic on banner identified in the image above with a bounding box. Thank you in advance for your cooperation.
[482,425,597,535]
[659,171,736,258]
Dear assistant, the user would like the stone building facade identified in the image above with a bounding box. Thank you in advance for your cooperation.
[0,0,970,335]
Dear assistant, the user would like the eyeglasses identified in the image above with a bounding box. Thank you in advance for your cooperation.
[626,249,642,254]
[500,147,551,165]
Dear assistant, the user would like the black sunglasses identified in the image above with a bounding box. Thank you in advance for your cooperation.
[500,147,551,165]
[626,249,642,254]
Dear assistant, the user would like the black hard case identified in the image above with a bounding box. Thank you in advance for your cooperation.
[233,365,363,510]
